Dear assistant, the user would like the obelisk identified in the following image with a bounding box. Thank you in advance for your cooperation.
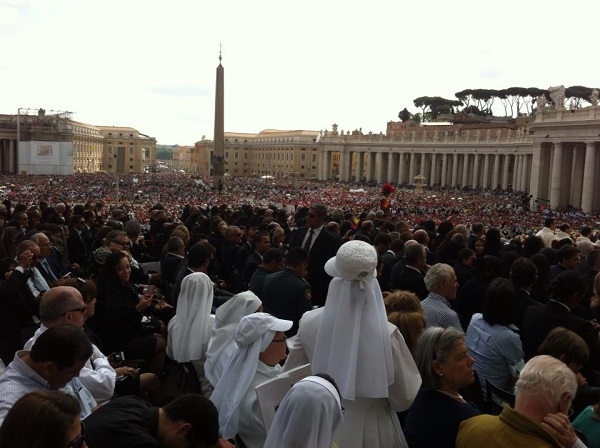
[212,47,225,190]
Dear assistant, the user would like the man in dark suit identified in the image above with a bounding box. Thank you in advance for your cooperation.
[241,231,271,289]
[550,245,580,280]
[262,247,311,336]
[288,204,340,307]
[67,214,91,271]
[29,232,65,286]
[509,257,541,330]
[389,243,428,300]
[521,270,600,372]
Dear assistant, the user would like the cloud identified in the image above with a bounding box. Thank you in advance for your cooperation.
[480,68,502,79]
[147,85,210,97]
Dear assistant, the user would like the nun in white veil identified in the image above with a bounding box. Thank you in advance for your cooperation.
[284,240,422,448]
[204,290,262,387]
[210,313,292,448]
[264,375,344,448]
[167,272,214,391]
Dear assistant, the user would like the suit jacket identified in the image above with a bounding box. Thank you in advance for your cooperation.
[67,228,91,267]
[390,266,428,301]
[513,288,540,331]
[288,226,340,307]
[242,252,262,288]
[549,263,568,280]
[521,300,600,370]
[35,259,59,287]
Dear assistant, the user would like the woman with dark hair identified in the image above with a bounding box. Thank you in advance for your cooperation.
[538,327,598,420]
[466,277,524,396]
[530,252,552,303]
[484,228,503,257]
[457,255,503,329]
[0,391,84,448]
[404,326,480,448]
[473,237,485,258]
[522,235,544,258]
[0,227,23,259]
[454,248,476,290]
[94,251,167,375]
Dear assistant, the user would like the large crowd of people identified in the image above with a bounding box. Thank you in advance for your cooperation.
[0,171,599,447]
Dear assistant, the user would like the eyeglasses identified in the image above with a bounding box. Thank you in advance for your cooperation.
[68,422,85,448]
[62,304,87,315]
[113,240,131,247]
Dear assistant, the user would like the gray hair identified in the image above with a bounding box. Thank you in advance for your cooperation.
[415,326,465,390]
[29,232,49,245]
[424,263,453,292]
[515,355,577,410]
[125,220,142,238]
[39,287,84,323]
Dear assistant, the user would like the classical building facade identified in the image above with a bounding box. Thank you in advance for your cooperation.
[96,126,156,174]
[192,129,320,179]
[318,104,600,213]
[0,112,156,175]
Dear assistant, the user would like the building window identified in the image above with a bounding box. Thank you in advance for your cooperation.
[300,154,306,162]
[312,154,317,162]
[130,158,134,162]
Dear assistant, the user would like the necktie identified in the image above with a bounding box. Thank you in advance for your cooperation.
[41,259,57,282]
[303,229,314,252]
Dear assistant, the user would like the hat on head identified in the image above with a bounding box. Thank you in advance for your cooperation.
[235,313,292,347]
[325,240,377,282]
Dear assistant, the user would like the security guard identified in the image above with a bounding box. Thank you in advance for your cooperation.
[262,247,312,337]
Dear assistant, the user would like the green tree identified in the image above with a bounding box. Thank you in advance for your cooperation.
[156,147,173,160]
[411,112,422,124]
[398,108,411,122]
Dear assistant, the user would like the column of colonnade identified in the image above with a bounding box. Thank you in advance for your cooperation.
[0,138,17,174]
[331,149,536,195]
[581,143,597,212]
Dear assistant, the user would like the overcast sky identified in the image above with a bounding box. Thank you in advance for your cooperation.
[1,0,599,145]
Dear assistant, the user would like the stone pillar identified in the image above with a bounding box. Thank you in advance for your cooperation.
[462,154,469,188]
[473,154,480,188]
[398,153,406,185]
[375,152,384,182]
[550,143,563,208]
[529,144,542,204]
[512,155,520,190]
[451,154,458,187]
[365,152,373,182]
[582,142,597,213]
[339,149,349,182]
[409,153,416,182]
[356,151,364,181]
[482,154,490,189]
[570,146,584,207]
[441,153,448,186]
[502,155,510,189]
[492,154,500,189]
[321,150,329,180]
[521,154,531,192]
[430,153,437,185]
[387,153,396,183]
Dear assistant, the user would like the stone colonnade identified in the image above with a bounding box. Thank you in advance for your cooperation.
[0,139,17,174]
[322,149,532,192]
[530,141,600,212]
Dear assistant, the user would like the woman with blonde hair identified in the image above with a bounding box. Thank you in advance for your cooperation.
[385,290,426,357]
